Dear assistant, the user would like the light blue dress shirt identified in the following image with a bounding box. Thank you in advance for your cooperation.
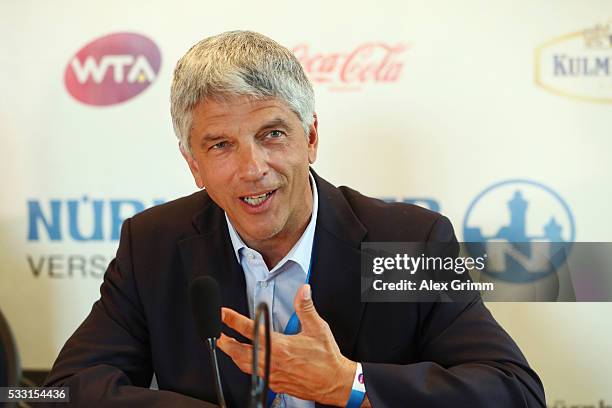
[225,172,318,408]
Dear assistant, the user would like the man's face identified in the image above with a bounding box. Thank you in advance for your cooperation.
[182,95,318,248]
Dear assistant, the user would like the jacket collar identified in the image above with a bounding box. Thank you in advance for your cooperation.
[187,169,366,241]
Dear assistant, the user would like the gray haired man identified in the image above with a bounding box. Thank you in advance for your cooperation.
[45,31,546,408]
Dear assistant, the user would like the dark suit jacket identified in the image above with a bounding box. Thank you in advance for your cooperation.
[45,172,546,407]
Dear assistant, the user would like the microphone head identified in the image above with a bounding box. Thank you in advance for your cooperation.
[189,276,222,340]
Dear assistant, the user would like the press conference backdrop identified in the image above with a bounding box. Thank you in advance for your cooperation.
[1,1,610,406]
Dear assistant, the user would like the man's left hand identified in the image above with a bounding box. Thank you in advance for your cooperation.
[217,284,356,406]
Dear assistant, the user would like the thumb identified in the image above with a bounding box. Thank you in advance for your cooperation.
[294,284,325,334]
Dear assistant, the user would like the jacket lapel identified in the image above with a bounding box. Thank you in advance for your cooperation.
[310,172,368,359]
[311,173,368,408]
[177,193,250,406]
[178,196,249,317]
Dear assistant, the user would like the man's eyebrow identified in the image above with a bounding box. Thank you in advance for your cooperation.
[197,118,293,147]
[200,133,226,144]
[259,118,293,131]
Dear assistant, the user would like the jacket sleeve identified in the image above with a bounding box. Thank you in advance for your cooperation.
[362,216,546,408]
[43,218,215,407]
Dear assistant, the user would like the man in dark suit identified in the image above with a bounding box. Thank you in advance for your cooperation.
[45,31,546,407]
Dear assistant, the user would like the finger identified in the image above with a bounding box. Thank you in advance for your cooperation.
[218,334,272,378]
[221,307,255,340]
[217,333,254,374]
[293,284,326,334]
[223,307,273,347]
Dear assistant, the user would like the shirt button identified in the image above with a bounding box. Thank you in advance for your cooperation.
[248,252,256,260]
[258,281,268,288]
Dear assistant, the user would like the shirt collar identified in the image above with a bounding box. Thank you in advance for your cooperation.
[225,171,318,275]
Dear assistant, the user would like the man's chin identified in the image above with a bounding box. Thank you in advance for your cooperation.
[245,228,282,243]
[233,221,283,242]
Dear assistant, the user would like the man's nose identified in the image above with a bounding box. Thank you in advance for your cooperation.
[237,142,268,181]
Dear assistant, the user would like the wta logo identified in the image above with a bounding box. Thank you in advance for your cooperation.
[64,32,161,106]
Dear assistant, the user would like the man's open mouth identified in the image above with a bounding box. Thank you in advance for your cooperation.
[240,190,276,206]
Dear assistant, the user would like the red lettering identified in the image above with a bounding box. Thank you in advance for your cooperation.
[294,42,407,88]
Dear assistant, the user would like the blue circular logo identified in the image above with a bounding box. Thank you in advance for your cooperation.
[463,179,575,283]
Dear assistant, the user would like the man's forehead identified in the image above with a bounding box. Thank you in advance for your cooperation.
[190,96,302,142]
[192,95,299,125]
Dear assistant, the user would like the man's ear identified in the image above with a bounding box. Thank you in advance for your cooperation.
[179,142,205,189]
[307,113,319,164]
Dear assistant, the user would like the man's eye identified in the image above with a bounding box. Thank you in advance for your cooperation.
[267,130,285,139]
[210,141,228,150]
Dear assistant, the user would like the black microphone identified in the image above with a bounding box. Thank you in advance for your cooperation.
[249,302,271,408]
[189,276,227,408]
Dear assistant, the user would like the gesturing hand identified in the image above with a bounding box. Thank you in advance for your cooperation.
[217,284,357,406]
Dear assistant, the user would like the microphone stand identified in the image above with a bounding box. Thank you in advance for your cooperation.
[249,303,271,408]
[206,338,227,408]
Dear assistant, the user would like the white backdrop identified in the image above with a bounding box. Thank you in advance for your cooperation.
[1,1,611,405]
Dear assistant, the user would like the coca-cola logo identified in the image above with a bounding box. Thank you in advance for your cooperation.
[292,43,407,91]
[65,32,161,106]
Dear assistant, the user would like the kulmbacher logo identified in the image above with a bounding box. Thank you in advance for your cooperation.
[64,32,161,106]
[535,20,612,103]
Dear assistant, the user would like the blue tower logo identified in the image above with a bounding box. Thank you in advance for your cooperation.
[463,180,575,283]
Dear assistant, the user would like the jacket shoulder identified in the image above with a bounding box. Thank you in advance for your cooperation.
[128,190,209,239]
[337,185,453,241]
